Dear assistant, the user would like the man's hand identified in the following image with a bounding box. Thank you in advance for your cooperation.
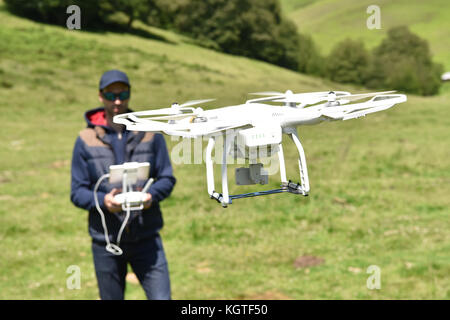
[143,193,152,209]
[104,188,122,213]
[104,189,152,212]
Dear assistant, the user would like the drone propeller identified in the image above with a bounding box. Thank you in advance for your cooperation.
[136,99,215,112]
[249,91,285,96]
[136,113,195,121]
[249,90,315,105]
[175,99,216,108]
[272,90,396,105]
[334,91,396,103]
[271,91,351,105]
[120,99,215,124]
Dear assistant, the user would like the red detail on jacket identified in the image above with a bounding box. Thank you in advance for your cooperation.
[88,110,107,126]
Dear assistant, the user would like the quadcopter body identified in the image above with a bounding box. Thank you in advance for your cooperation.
[114,90,407,207]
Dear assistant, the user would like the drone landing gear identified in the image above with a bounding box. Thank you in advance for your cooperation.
[205,127,310,207]
[211,181,306,204]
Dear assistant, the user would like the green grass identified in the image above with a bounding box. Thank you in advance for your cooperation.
[0,3,449,300]
[280,0,450,70]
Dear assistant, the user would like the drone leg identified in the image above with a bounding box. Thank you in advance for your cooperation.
[206,135,228,206]
[277,143,288,184]
[220,133,233,207]
[206,136,216,197]
[289,130,310,195]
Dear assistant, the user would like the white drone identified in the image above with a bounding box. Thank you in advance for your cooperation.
[442,72,450,81]
[114,90,407,207]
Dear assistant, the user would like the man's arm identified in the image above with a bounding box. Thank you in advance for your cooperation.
[70,137,107,211]
[148,134,176,203]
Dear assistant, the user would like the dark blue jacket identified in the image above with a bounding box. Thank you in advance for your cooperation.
[70,107,176,244]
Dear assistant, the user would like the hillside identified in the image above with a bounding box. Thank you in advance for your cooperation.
[281,0,450,70]
[0,2,449,300]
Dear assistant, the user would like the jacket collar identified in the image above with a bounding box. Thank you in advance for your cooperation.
[84,107,145,146]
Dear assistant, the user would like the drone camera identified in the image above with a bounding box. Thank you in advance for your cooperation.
[235,163,268,185]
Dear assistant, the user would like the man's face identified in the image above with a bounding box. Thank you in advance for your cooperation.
[99,82,130,117]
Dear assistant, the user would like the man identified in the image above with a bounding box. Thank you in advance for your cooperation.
[70,70,176,300]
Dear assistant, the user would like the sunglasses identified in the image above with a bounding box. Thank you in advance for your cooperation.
[102,91,130,101]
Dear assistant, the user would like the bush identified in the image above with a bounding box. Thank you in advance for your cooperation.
[4,0,160,30]
[170,0,302,70]
[367,26,443,95]
[4,0,325,75]
[297,33,324,76]
[325,39,370,85]
[5,0,101,27]
[323,27,443,96]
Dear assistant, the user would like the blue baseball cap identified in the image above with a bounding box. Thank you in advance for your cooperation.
[99,70,131,90]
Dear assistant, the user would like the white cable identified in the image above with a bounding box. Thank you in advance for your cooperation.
[116,203,131,249]
[93,171,152,256]
[94,173,129,256]
[141,178,154,194]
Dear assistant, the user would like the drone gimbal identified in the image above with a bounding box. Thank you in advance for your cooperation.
[206,127,310,208]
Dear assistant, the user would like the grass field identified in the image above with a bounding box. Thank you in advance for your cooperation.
[281,0,450,70]
[0,2,449,299]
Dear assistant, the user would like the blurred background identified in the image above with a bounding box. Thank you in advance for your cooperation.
[0,0,448,299]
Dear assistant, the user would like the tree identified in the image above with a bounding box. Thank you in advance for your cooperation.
[110,0,160,29]
[4,0,325,75]
[367,26,443,95]
[297,33,324,76]
[170,0,301,70]
[4,0,159,30]
[5,0,106,27]
[325,39,370,85]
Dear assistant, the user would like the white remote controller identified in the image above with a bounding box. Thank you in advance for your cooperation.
[114,192,146,205]
[111,170,154,211]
